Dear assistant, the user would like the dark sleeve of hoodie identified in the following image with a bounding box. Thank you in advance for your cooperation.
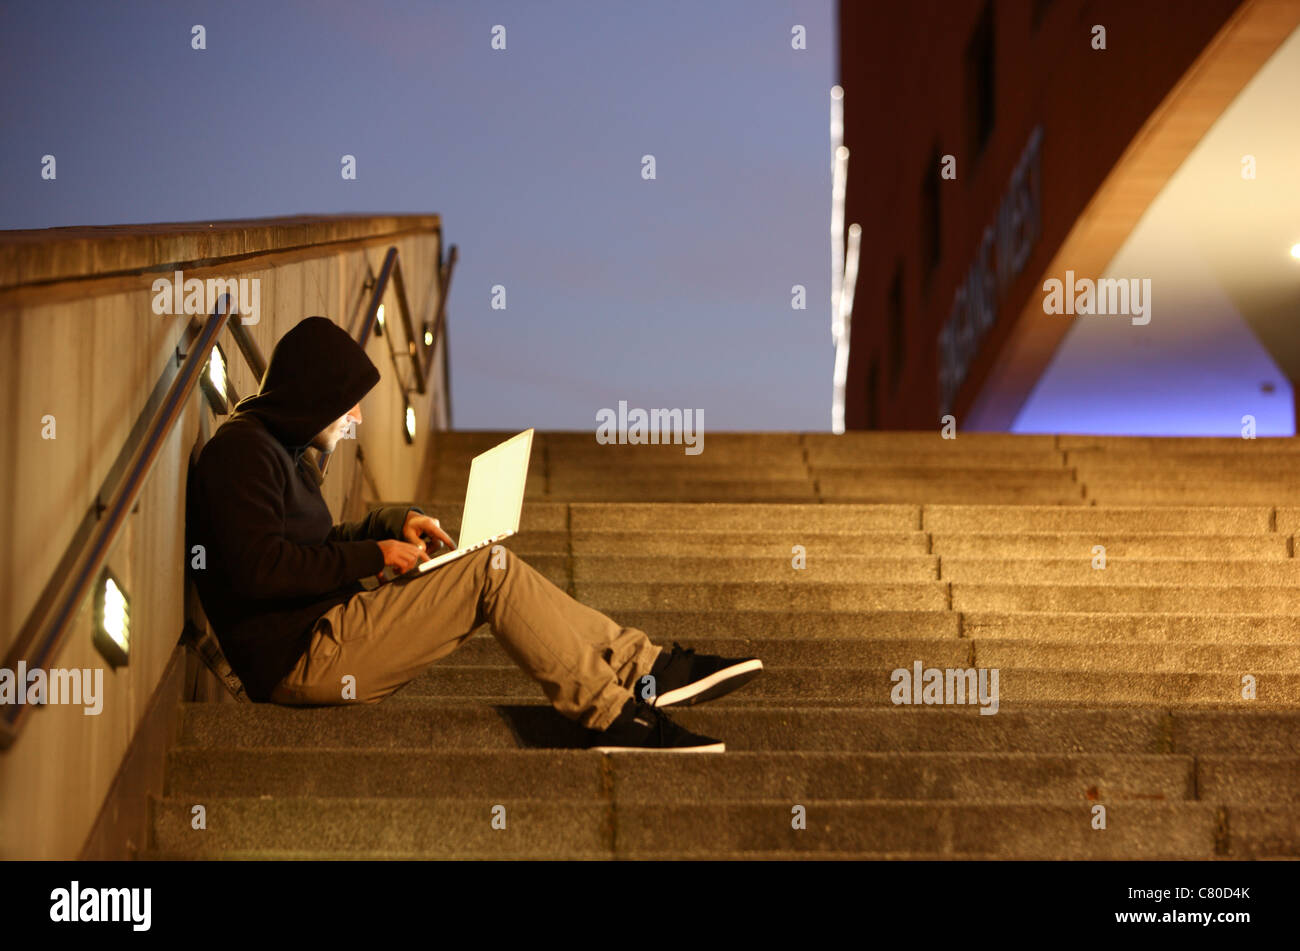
[200,435,396,601]
[327,504,425,543]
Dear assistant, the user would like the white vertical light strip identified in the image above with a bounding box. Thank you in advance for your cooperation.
[830,86,846,345]
[832,223,861,433]
[831,85,861,432]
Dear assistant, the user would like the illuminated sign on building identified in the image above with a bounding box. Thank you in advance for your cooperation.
[937,124,1044,417]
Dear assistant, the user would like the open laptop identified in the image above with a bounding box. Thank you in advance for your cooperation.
[405,428,534,576]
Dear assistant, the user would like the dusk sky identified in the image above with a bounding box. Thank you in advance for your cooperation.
[0,0,838,432]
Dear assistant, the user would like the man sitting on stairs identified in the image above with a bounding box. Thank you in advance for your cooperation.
[186,316,763,752]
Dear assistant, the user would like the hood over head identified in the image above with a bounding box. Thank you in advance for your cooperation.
[231,316,381,452]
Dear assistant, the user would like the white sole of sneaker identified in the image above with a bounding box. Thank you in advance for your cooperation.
[590,742,726,753]
[650,659,764,708]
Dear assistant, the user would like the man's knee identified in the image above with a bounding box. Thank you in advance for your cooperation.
[471,544,522,601]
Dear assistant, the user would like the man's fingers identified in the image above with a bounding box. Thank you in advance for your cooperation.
[401,513,456,554]
[427,519,454,548]
[393,542,424,571]
[404,514,451,550]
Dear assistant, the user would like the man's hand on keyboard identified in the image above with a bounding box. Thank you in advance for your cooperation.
[377,539,429,577]
[402,511,456,556]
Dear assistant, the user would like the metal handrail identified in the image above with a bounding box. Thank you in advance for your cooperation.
[356,243,456,398]
[430,245,458,424]
[226,315,267,381]
[356,247,427,396]
[323,243,456,473]
[389,255,426,396]
[1,306,230,750]
[356,248,396,352]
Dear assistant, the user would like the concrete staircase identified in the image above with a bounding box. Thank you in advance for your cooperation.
[149,432,1300,858]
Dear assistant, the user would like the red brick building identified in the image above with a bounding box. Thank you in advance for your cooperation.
[836,0,1300,430]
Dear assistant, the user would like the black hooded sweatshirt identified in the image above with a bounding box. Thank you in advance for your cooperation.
[186,316,421,701]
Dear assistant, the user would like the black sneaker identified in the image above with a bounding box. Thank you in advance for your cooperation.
[638,641,763,708]
[588,697,725,753]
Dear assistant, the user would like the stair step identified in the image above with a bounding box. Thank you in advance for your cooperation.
[1087,484,1300,505]
[164,750,1200,801]
[613,608,1300,642]
[177,703,1300,754]
[568,503,921,532]
[570,530,934,556]
[572,554,940,582]
[421,501,1285,535]
[149,798,1295,858]
[588,609,963,638]
[574,580,949,611]
[577,578,1300,613]
[149,796,612,857]
[923,505,1271,533]
[807,452,1067,468]
[1058,435,1300,453]
[803,432,1059,452]
[962,611,1300,642]
[560,555,1300,585]
[951,583,1300,613]
[930,533,1288,558]
[1073,462,1300,479]
[440,633,1300,670]
[940,558,1300,584]
[382,665,1300,704]
[818,482,1085,503]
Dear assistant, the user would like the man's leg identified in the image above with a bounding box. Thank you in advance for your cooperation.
[270,545,660,731]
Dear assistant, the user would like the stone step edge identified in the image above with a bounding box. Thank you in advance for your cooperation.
[134,849,1251,861]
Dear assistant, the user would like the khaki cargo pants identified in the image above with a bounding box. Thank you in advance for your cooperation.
[269,545,661,731]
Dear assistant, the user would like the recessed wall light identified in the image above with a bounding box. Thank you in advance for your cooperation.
[94,568,130,669]
[200,342,231,415]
